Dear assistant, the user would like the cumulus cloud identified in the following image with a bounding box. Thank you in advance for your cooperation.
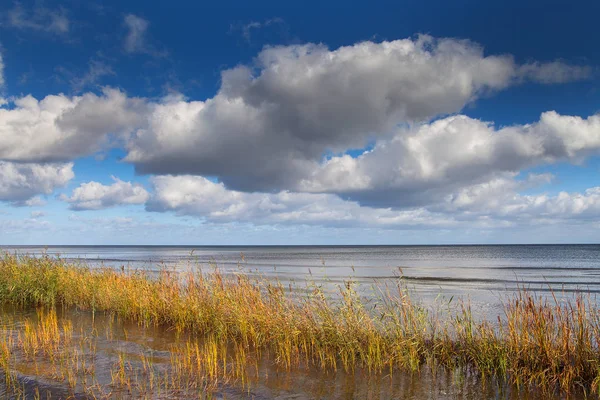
[62,176,150,210]
[298,112,600,207]
[4,3,69,34]
[0,88,147,162]
[526,188,600,220]
[443,176,600,223]
[124,36,592,192]
[148,175,475,229]
[441,173,554,213]
[0,36,591,194]
[0,35,595,221]
[147,174,600,229]
[0,162,74,205]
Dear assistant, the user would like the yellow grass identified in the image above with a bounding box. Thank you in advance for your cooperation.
[1,253,600,397]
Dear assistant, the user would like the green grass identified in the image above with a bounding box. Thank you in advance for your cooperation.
[1,253,600,397]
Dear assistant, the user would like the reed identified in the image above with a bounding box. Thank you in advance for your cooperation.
[1,253,600,397]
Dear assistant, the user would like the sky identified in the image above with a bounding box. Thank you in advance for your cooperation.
[0,0,599,245]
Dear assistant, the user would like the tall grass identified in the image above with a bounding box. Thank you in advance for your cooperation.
[1,253,600,396]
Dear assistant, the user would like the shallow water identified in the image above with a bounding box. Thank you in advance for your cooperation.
[0,305,576,399]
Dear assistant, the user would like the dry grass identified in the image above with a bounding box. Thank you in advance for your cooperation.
[1,253,600,397]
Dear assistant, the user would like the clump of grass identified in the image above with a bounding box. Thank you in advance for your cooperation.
[0,323,16,391]
[1,307,100,396]
[1,253,600,397]
[0,307,238,398]
[18,308,72,361]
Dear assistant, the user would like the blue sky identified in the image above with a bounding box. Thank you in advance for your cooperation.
[0,0,599,244]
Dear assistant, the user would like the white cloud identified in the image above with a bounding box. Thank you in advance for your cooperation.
[441,173,553,213]
[0,88,147,162]
[443,176,600,223]
[24,196,47,207]
[123,14,148,53]
[0,162,74,205]
[0,217,51,233]
[4,3,69,34]
[299,112,600,207]
[0,49,4,88]
[62,177,150,210]
[148,175,470,229]
[230,17,287,42]
[123,14,166,57]
[530,188,600,219]
[69,60,116,92]
[0,35,595,228]
[518,61,592,84]
[124,36,592,191]
[30,210,45,218]
[0,36,591,196]
[147,174,600,230]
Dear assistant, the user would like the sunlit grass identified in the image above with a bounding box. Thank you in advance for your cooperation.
[1,253,600,397]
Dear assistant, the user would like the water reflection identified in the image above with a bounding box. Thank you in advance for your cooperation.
[0,305,583,399]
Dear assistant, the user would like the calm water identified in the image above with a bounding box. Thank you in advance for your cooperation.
[1,244,598,399]
[3,244,600,317]
[0,304,558,400]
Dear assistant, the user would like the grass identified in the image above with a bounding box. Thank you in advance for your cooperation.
[1,252,600,397]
